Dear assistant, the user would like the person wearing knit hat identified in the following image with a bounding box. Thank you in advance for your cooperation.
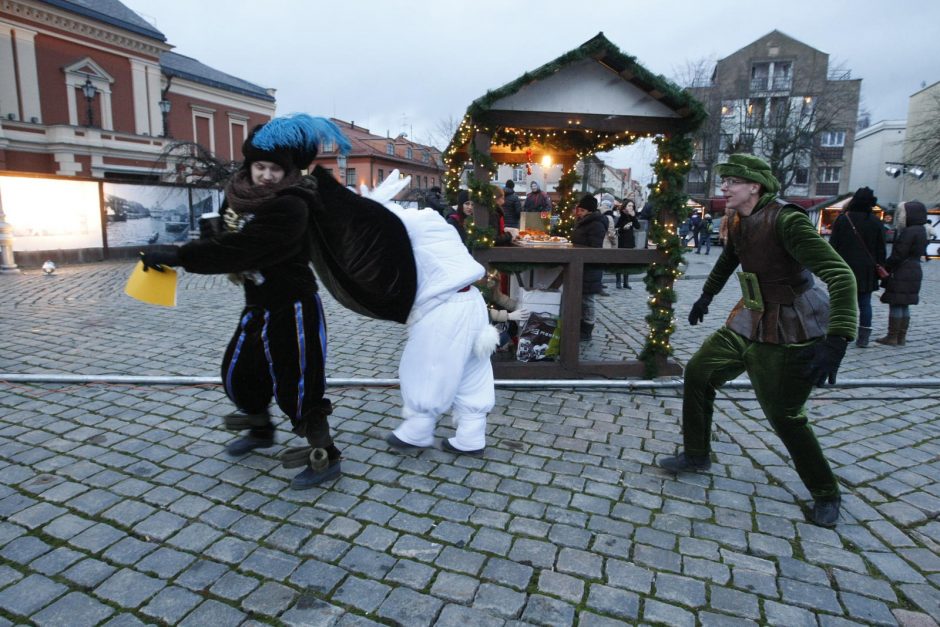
[140,114,356,490]
[503,179,522,229]
[873,200,928,346]
[571,192,608,339]
[658,153,858,528]
[829,187,886,348]
[445,189,473,246]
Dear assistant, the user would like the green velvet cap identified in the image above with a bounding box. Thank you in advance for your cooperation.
[715,154,780,194]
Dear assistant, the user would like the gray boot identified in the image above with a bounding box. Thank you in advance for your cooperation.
[855,326,871,348]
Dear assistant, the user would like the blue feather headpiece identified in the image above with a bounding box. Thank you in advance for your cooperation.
[251,113,351,156]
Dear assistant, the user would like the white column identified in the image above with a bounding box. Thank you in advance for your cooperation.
[13,26,41,123]
[66,77,79,126]
[0,24,19,120]
[100,84,113,131]
[130,59,151,135]
[146,64,163,136]
[0,186,21,273]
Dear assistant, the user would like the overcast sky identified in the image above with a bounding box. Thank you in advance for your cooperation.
[123,0,937,180]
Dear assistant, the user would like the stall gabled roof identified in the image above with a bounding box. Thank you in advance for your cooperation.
[466,32,705,136]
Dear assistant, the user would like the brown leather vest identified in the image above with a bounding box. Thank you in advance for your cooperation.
[725,200,829,344]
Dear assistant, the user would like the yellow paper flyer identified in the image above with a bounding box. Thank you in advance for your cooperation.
[124,261,178,307]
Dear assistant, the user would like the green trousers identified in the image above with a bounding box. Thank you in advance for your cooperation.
[683,326,839,499]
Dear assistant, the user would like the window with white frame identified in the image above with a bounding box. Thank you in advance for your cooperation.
[406,146,413,159]
[818,167,841,183]
[378,169,384,183]
[422,150,430,163]
[513,166,526,182]
[720,101,736,117]
[386,142,395,155]
[321,140,335,153]
[820,131,845,147]
[345,167,356,187]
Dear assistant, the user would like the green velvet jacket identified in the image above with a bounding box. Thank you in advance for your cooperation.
[702,195,857,341]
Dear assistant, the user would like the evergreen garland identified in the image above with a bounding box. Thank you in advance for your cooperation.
[441,33,705,375]
[638,134,695,377]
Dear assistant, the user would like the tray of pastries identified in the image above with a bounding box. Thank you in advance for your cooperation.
[513,230,572,247]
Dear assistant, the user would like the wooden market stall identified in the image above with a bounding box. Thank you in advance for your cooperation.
[444,33,705,379]
[814,194,886,236]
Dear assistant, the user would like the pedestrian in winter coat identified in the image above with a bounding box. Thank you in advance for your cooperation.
[445,189,472,246]
[502,180,522,229]
[523,181,552,213]
[425,186,450,216]
[615,199,640,289]
[140,114,351,490]
[828,187,887,347]
[875,200,928,346]
[689,211,703,249]
[571,193,607,341]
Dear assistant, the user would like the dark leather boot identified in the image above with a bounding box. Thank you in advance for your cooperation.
[897,317,909,345]
[579,321,594,342]
[281,399,342,490]
[811,496,840,528]
[874,318,901,345]
[658,451,712,474]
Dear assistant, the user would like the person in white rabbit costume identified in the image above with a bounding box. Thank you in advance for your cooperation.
[358,173,498,455]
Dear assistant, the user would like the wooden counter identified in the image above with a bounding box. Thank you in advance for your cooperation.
[475,245,683,379]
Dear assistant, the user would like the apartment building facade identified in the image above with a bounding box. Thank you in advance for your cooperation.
[686,30,861,200]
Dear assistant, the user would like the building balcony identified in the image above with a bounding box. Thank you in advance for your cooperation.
[817,147,844,160]
[749,77,792,94]
[816,182,839,196]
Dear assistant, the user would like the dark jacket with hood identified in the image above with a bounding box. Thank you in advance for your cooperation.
[571,210,608,294]
[829,205,887,293]
[503,189,522,228]
[881,201,928,306]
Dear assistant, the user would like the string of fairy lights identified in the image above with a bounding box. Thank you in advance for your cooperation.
[444,119,696,375]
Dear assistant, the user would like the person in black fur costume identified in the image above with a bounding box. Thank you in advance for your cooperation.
[140,114,359,490]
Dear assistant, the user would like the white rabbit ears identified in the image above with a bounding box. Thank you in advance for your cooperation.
[360,169,411,204]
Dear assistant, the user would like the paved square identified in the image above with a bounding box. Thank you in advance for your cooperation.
[0,255,938,625]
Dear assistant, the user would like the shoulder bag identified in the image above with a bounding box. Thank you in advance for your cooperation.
[843,213,889,279]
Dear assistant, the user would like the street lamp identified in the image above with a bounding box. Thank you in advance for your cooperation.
[158,98,171,137]
[81,78,97,127]
[885,161,928,206]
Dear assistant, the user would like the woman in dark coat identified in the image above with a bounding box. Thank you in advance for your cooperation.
[614,199,640,289]
[571,194,607,340]
[445,189,472,246]
[828,187,886,347]
[875,200,928,345]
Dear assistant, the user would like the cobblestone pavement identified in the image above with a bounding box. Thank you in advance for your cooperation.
[0,252,939,626]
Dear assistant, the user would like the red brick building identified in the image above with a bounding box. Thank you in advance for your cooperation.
[314,119,445,198]
[0,0,276,180]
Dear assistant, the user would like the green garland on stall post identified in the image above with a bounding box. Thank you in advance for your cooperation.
[551,169,580,238]
[463,141,498,249]
[638,134,694,377]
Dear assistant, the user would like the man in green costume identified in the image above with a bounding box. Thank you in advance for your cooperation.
[659,154,857,528]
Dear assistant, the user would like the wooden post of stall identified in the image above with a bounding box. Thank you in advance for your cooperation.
[472,131,492,230]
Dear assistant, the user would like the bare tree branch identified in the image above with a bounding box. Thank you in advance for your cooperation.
[907,91,940,172]
[151,141,239,187]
